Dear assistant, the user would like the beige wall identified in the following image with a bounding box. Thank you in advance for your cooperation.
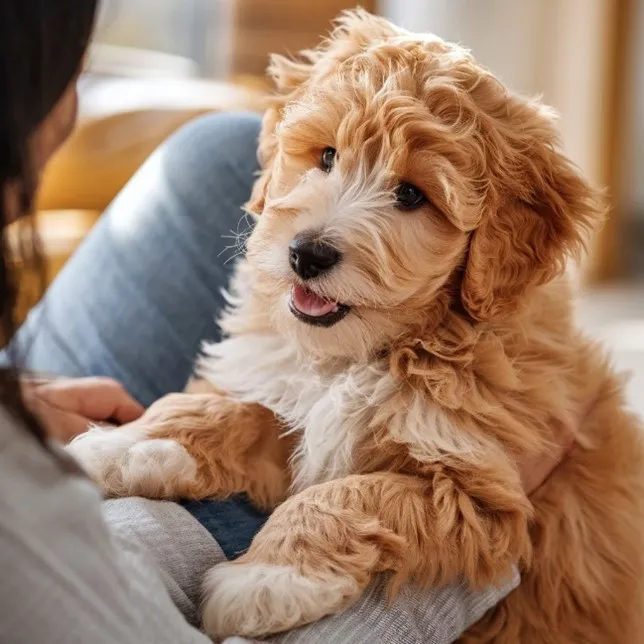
[379,0,611,185]
[380,0,618,281]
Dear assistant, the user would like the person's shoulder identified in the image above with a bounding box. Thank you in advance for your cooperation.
[0,403,57,474]
[0,404,101,522]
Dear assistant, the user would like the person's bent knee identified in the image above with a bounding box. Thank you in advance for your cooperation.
[101,110,263,266]
[151,111,262,231]
[165,111,262,178]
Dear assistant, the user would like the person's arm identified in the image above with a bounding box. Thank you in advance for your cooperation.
[264,571,519,644]
[0,412,210,644]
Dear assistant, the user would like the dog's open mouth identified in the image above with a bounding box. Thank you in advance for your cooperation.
[289,285,350,327]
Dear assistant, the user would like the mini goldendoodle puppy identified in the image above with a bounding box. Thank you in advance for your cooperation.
[69,10,644,643]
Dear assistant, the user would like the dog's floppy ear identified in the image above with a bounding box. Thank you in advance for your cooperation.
[461,96,605,321]
[244,105,283,216]
[244,57,308,216]
[245,9,399,215]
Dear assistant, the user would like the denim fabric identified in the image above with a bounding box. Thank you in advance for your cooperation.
[11,112,269,554]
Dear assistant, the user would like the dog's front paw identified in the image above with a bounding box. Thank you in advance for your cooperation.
[66,425,198,499]
[201,561,360,639]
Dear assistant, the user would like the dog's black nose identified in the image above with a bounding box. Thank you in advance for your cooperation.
[289,234,340,280]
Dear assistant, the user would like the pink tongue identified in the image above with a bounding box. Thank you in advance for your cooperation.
[292,285,338,317]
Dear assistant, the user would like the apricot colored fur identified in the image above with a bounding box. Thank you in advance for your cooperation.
[69,10,644,642]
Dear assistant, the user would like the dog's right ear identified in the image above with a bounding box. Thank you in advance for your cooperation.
[246,9,400,216]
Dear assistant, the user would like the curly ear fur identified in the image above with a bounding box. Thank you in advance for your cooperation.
[245,9,400,216]
[461,95,606,321]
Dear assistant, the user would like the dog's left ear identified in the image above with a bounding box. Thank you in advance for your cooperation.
[246,9,400,216]
[461,98,606,321]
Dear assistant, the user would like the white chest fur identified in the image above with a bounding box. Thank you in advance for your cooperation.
[197,320,483,492]
[197,332,397,491]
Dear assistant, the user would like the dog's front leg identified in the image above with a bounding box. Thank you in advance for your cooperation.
[201,465,532,640]
[67,392,291,509]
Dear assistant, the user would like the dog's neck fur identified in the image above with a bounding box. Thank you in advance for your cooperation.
[197,264,580,491]
[197,322,391,490]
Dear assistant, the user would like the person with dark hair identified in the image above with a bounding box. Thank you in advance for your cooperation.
[0,2,569,643]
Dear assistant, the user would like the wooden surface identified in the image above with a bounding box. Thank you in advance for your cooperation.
[231,0,376,77]
[588,0,633,282]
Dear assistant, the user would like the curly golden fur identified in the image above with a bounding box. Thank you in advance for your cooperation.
[68,10,644,642]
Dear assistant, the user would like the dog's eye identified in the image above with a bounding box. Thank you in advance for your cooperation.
[320,147,337,173]
[395,183,427,211]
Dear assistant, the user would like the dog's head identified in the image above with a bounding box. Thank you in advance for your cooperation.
[245,9,604,360]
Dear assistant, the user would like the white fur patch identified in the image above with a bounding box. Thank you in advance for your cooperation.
[198,328,481,491]
[254,161,408,308]
[201,562,359,639]
[288,363,396,491]
[67,427,197,498]
[198,333,382,490]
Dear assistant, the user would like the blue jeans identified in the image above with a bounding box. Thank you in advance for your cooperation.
[14,112,268,558]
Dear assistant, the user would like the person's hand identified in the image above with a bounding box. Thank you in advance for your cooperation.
[518,435,575,496]
[23,376,145,443]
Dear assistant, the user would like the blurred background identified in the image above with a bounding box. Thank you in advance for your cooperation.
[24,0,643,411]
